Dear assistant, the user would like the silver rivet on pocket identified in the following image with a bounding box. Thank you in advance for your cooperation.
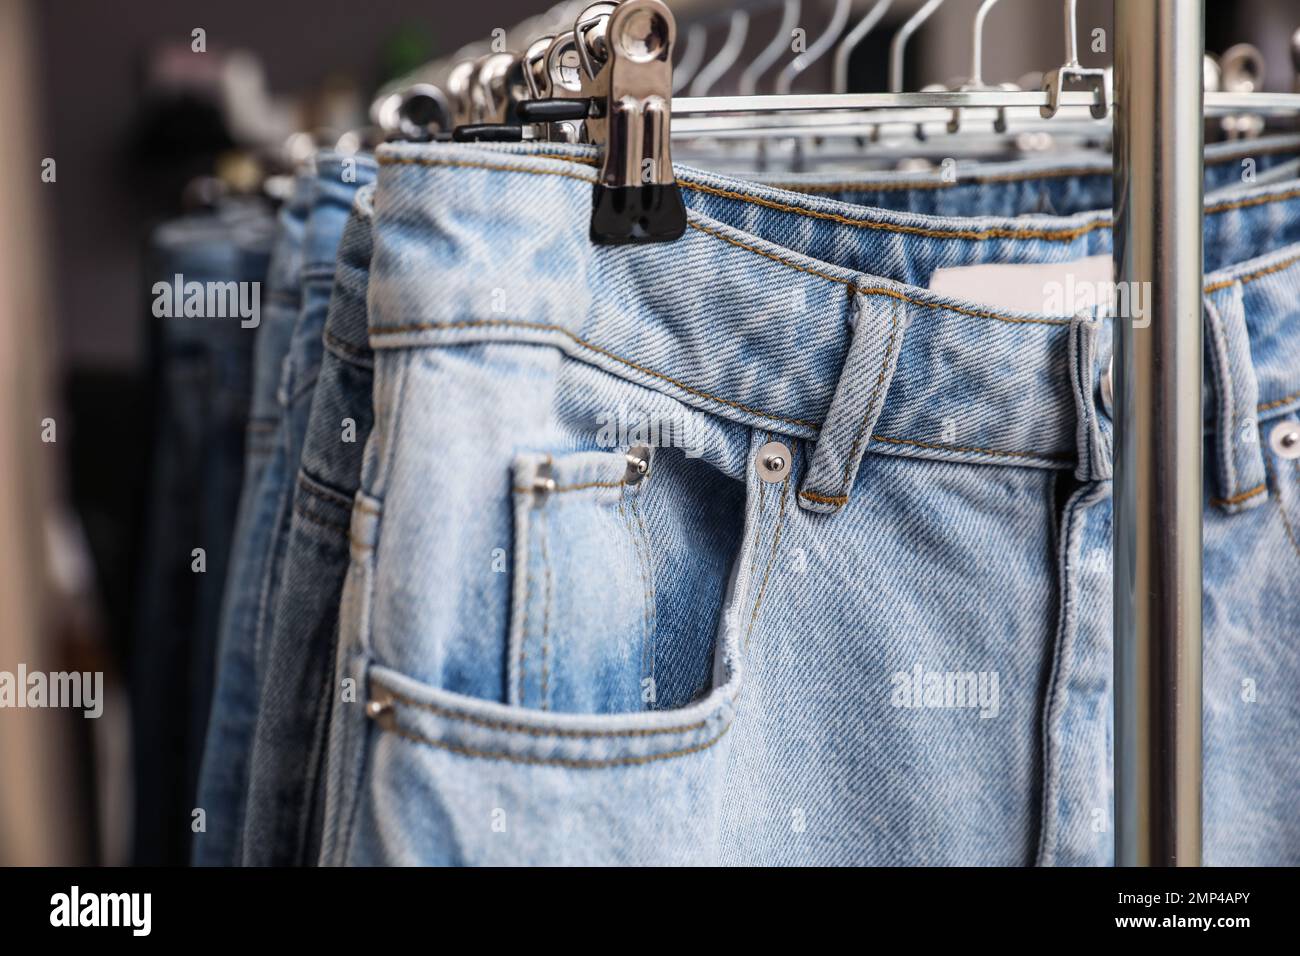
[624,444,652,484]
[531,458,556,505]
[756,441,792,483]
[1270,420,1300,459]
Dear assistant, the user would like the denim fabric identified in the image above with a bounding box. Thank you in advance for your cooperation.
[315,140,1300,866]
[241,157,376,865]
[193,173,313,866]
[134,200,273,866]
[255,156,1139,866]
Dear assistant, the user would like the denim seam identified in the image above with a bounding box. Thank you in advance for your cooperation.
[377,320,1075,463]
[512,478,628,494]
[619,493,652,700]
[683,181,1113,242]
[1265,455,1300,562]
[1204,253,1300,292]
[381,719,731,768]
[519,509,533,708]
[1036,479,1107,866]
[322,329,374,368]
[685,220,1072,326]
[766,165,1110,192]
[869,434,1073,463]
[1204,295,1239,500]
[377,685,716,737]
[1210,483,1267,507]
[629,491,657,705]
[298,469,354,507]
[540,507,553,711]
[377,155,1106,243]
[378,155,1300,274]
[745,442,793,654]
[1259,390,1300,412]
[294,505,351,536]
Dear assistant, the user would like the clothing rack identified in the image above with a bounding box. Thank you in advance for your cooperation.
[384,0,1300,866]
[1112,0,1205,869]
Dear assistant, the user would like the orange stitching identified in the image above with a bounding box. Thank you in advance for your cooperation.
[381,720,730,768]
[378,153,1111,243]
[682,179,1113,242]
[381,154,1300,292]
[798,490,848,505]
[766,165,1111,193]
[378,155,596,184]
[1207,185,1300,216]
[375,318,1071,461]
[870,433,1073,462]
[1259,390,1300,412]
[377,318,821,429]
[1205,253,1300,293]
[1210,482,1267,507]
[686,220,1072,326]
[378,685,714,738]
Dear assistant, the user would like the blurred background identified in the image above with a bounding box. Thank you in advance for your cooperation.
[0,0,1295,865]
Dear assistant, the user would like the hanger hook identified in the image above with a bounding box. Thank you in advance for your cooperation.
[970,0,1005,88]
[776,0,853,95]
[833,0,894,95]
[671,23,709,95]
[690,11,751,96]
[739,0,802,96]
[889,0,945,93]
[1062,0,1080,68]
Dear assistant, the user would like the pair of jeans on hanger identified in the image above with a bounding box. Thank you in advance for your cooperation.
[135,200,273,865]
[308,136,1300,866]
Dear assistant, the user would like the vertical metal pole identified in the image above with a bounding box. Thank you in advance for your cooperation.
[1113,0,1204,866]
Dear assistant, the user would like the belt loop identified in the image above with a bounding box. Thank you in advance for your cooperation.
[1068,314,1112,482]
[1204,284,1268,513]
[797,292,908,515]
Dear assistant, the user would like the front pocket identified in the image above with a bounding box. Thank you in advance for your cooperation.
[507,449,658,713]
[339,655,738,865]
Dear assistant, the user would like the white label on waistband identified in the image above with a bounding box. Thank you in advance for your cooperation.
[928,255,1113,315]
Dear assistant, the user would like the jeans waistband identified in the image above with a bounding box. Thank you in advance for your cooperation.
[367,141,1300,514]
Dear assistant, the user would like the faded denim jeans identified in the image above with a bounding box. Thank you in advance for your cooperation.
[319,139,1300,866]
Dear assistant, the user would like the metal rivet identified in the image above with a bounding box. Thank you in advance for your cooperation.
[624,444,652,484]
[365,696,393,722]
[531,459,556,505]
[1270,421,1300,459]
[756,441,792,483]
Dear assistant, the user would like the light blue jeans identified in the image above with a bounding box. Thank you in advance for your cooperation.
[320,140,1300,866]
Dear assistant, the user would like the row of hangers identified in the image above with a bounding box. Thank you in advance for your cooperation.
[358,0,1300,244]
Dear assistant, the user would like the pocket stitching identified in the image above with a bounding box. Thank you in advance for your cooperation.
[378,684,717,738]
[382,718,732,769]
